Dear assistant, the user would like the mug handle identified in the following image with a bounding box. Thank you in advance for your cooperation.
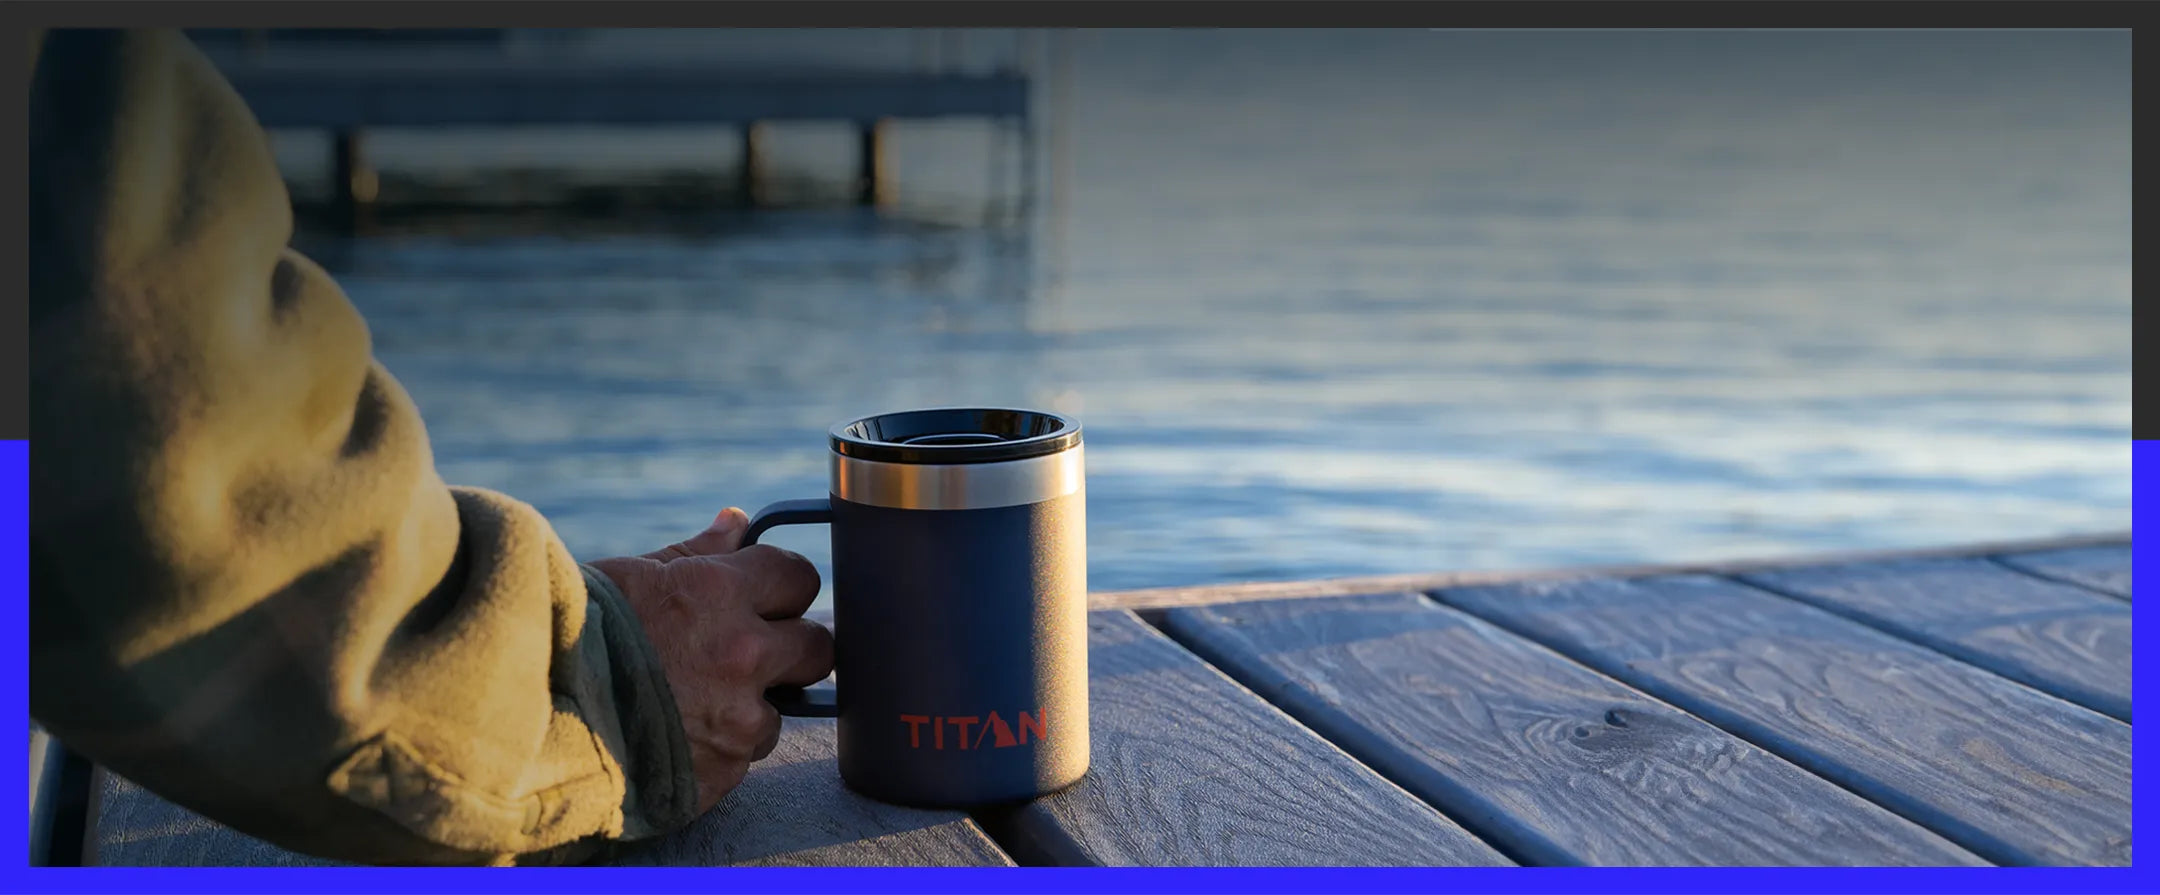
[742,498,839,718]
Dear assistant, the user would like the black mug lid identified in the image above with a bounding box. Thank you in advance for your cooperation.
[830,407,1082,465]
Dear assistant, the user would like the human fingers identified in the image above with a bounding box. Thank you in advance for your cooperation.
[761,617,836,687]
[641,508,750,562]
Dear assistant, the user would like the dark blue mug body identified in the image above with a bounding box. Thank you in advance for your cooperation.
[742,408,1089,808]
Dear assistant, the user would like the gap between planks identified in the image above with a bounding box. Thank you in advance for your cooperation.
[1726,560,2130,723]
[1147,592,1986,865]
[1985,553,2133,603]
[970,609,1510,867]
[1430,576,2128,865]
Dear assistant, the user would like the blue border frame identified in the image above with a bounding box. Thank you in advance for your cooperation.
[1,440,2148,892]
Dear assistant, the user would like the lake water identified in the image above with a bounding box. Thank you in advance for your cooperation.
[284,30,2132,603]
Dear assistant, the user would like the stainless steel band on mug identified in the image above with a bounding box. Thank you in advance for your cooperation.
[832,445,1085,510]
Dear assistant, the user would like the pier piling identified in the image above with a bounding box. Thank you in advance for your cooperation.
[858,118,893,207]
[330,129,376,230]
[740,122,770,207]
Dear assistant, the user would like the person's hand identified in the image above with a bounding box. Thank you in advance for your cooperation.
[588,508,833,815]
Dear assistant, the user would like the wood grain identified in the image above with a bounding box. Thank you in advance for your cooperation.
[1160,593,1981,867]
[1740,558,2131,721]
[86,768,344,866]
[88,715,1008,866]
[982,610,1509,867]
[611,716,1012,866]
[1437,574,2132,866]
[1995,546,2133,601]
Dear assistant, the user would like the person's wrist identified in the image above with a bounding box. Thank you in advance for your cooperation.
[573,561,704,836]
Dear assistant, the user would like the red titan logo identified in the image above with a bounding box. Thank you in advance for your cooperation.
[899,709,1048,750]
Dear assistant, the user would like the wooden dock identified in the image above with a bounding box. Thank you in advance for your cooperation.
[34,532,2131,867]
[188,32,1037,218]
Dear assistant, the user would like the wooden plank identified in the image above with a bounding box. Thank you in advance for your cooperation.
[28,725,83,867]
[1996,546,2133,601]
[29,726,92,867]
[189,29,515,48]
[1740,558,2131,721]
[85,769,342,866]
[211,65,1029,129]
[610,717,1012,867]
[88,715,1006,866]
[29,726,57,865]
[1437,574,2132,866]
[1160,593,1981,867]
[980,611,1509,867]
[1089,531,2132,613]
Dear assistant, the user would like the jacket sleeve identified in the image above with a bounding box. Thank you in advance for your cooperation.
[26,29,700,865]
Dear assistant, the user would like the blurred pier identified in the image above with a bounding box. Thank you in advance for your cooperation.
[185,29,1042,225]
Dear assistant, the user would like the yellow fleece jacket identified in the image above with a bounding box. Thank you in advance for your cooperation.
[27,29,698,865]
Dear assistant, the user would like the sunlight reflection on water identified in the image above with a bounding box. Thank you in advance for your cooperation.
[298,30,2130,606]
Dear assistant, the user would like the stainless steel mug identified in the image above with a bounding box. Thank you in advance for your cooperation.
[744,407,1089,808]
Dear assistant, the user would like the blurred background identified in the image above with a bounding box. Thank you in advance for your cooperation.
[212,28,2131,606]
